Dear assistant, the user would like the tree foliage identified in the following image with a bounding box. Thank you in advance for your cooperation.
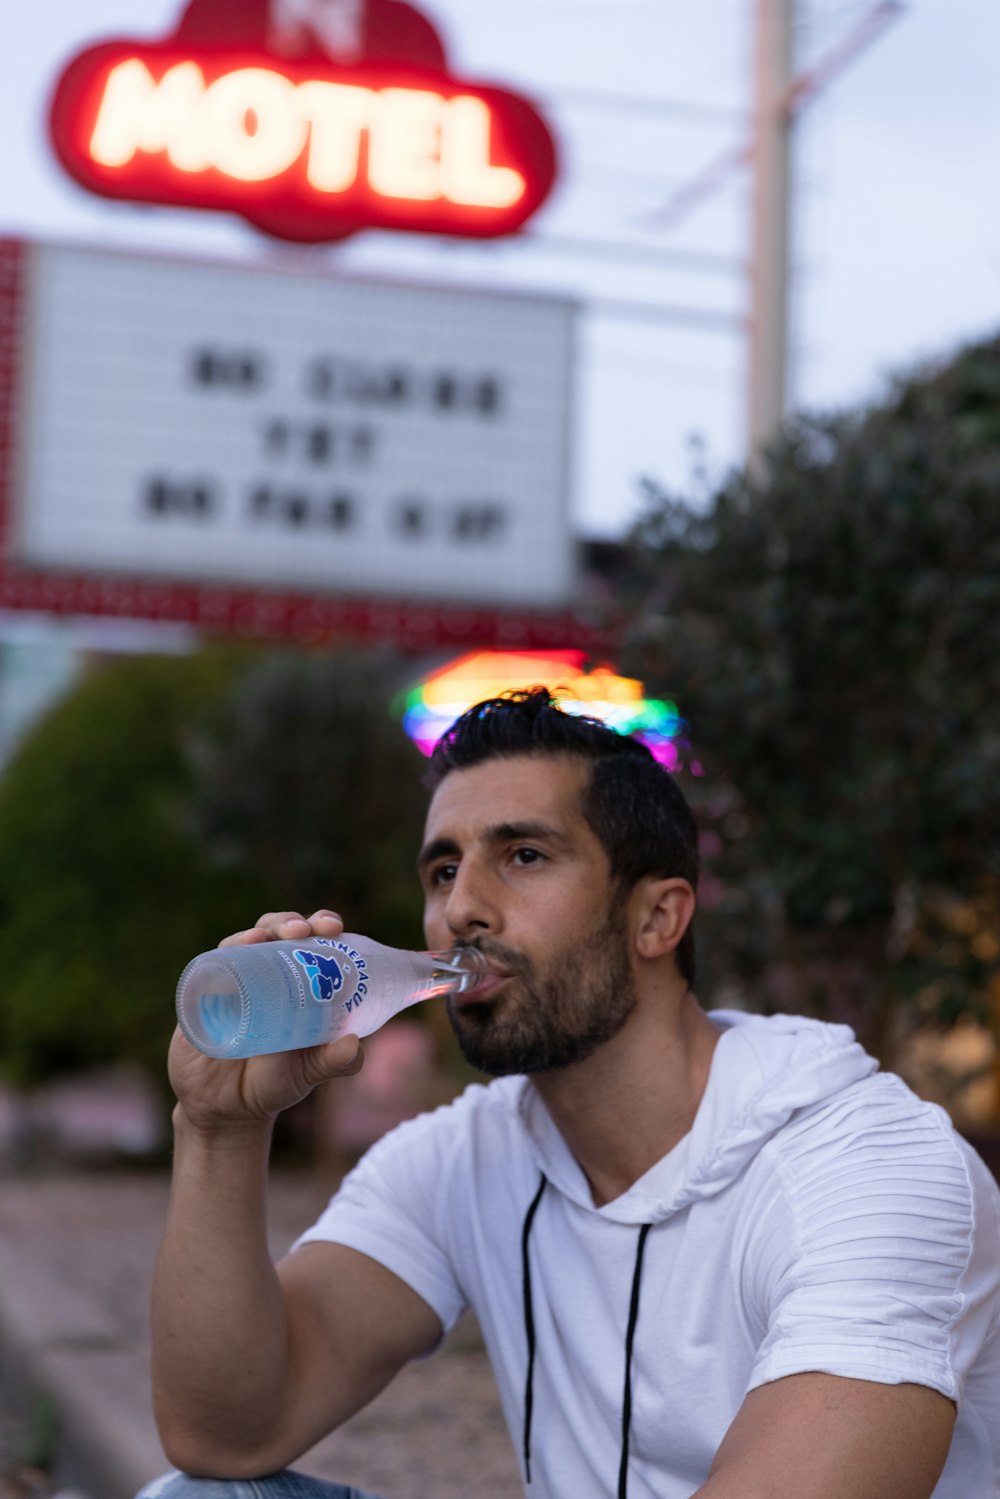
[624,331,1000,1078]
[0,644,428,1087]
[184,647,429,942]
[0,648,259,1084]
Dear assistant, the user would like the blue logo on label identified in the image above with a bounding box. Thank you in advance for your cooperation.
[292,947,345,1003]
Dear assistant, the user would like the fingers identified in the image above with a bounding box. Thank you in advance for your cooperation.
[307,909,344,933]
[219,910,344,949]
[308,1034,366,1083]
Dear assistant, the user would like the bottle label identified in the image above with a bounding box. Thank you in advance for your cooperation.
[292,938,370,1016]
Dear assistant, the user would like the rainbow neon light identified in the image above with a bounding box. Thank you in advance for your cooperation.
[396,650,688,769]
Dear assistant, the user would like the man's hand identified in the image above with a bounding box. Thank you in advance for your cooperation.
[168,909,365,1131]
[152,907,443,1480]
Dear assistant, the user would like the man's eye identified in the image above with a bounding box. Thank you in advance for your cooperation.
[512,847,544,867]
[431,863,458,886]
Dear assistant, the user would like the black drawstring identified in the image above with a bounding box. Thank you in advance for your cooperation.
[618,1222,653,1498]
[520,1176,653,1497]
[520,1174,548,1484]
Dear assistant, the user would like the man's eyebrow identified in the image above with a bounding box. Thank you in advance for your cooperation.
[416,836,460,871]
[483,820,569,847]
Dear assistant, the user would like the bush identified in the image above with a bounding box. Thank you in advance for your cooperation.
[0,643,429,1089]
[625,330,1000,1083]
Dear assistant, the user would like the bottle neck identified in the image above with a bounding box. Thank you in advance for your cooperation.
[425,946,489,993]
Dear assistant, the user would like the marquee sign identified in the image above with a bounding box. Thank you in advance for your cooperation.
[0,237,588,649]
[48,0,559,243]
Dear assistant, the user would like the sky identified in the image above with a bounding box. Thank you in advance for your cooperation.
[2,0,999,541]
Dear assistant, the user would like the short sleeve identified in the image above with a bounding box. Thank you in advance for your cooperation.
[745,1078,996,1403]
[292,1109,469,1336]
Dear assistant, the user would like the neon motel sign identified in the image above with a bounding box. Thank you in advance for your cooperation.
[48,5,558,242]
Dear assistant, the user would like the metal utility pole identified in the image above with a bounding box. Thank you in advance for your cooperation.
[641,0,901,463]
[748,0,795,462]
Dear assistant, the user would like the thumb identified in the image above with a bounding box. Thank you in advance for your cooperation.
[308,1032,365,1083]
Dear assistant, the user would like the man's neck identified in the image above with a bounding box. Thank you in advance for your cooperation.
[530,987,720,1208]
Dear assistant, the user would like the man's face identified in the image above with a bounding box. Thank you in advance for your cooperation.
[418,754,639,1076]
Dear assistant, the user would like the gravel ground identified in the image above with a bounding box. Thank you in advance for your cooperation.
[0,1167,523,1499]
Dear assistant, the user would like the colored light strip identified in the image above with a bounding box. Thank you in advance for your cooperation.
[396,650,691,770]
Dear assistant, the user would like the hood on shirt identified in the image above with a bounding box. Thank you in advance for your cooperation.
[516,1011,880,1227]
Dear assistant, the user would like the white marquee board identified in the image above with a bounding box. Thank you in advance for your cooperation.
[9,243,575,608]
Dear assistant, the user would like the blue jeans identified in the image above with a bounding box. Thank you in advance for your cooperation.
[135,1474,382,1498]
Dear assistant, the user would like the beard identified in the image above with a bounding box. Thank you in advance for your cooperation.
[446,907,637,1077]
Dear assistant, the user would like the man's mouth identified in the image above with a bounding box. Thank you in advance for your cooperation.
[451,968,511,1008]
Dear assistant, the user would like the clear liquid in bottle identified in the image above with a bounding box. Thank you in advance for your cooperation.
[176,934,485,1059]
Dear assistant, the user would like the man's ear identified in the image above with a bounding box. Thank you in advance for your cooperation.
[632,878,696,962]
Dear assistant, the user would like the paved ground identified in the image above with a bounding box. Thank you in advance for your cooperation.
[0,1168,523,1499]
[0,1402,76,1498]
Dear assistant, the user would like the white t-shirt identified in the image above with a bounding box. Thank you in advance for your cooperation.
[296,1012,1000,1497]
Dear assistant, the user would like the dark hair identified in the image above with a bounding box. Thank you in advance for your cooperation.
[424,688,698,986]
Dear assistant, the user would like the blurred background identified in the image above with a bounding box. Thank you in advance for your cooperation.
[0,1,997,1494]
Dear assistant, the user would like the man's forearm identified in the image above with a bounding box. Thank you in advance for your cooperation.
[151,1109,292,1475]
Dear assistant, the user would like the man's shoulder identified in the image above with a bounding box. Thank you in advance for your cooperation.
[422,1072,527,1128]
[324,1071,542,1238]
[751,1068,1000,1252]
[737,1069,1000,1403]
[763,1069,968,1175]
[361,1072,530,1163]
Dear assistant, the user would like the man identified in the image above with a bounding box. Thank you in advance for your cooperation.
[139,689,1000,1499]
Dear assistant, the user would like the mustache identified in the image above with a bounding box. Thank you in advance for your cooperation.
[455,937,534,980]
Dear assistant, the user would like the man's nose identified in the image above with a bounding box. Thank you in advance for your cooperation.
[444,860,499,937]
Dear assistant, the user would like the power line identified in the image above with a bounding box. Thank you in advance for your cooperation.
[458,0,712,13]
[587,297,746,333]
[542,86,745,126]
[640,0,906,233]
[565,164,689,196]
[403,230,745,280]
[513,231,747,277]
